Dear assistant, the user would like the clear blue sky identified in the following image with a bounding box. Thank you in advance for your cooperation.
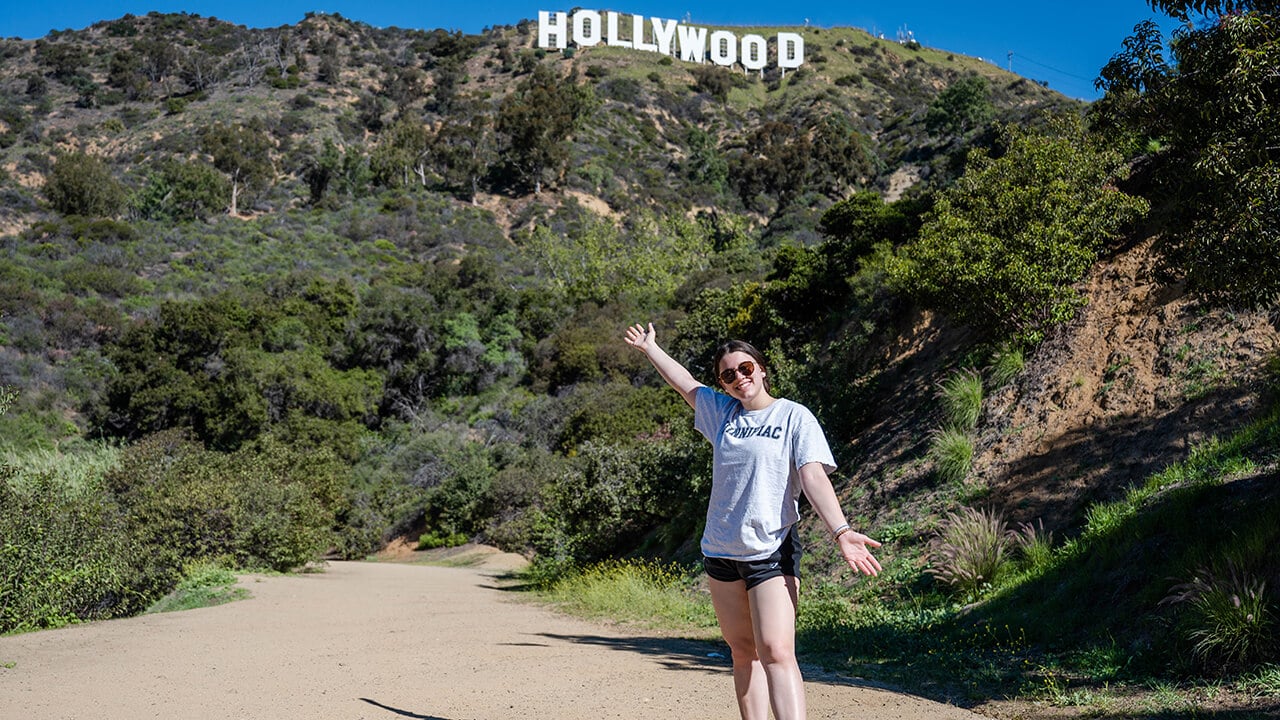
[2,1,1182,100]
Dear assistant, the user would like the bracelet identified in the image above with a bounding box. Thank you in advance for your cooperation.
[832,523,851,539]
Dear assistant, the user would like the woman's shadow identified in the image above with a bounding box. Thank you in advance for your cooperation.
[359,697,451,719]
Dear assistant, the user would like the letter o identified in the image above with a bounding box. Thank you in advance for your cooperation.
[741,34,767,71]
[709,30,737,66]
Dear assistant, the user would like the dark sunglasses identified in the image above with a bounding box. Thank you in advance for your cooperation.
[718,361,756,385]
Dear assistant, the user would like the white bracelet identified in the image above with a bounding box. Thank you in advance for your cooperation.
[832,523,851,538]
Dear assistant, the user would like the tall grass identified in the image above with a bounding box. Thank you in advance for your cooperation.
[938,368,984,431]
[927,506,1012,600]
[929,427,974,483]
[2,443,122,492]
[539,559,718,632]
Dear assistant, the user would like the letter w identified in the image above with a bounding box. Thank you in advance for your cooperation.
[677,25,707,63]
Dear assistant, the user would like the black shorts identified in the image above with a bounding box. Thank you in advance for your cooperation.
[703,525,802,590]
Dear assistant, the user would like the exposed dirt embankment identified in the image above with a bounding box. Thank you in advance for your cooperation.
[977,237,1279,531]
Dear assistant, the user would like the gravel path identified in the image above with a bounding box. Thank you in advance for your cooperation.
[0,557,987,719]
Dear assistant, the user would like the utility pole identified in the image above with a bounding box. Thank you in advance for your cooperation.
[1007,51,1013,72]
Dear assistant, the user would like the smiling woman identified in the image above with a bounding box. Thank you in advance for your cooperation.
[623,322,881,720]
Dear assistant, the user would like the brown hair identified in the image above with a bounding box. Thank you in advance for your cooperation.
[711,340,771,392]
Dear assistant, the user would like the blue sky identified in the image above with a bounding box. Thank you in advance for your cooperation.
[2,1,1183,100]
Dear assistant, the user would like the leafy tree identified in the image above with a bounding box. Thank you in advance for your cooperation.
[925,75,995,137]
[730,121,813,213]
[201,120,274,216]
[43,152,127,218]
[370,116,432,189]
[682,127,729,200]
[131,158,228,221]
[1096,4,1280,305]
[496,65,595,194]
[890,116,1148,344]
[433,98,495,202]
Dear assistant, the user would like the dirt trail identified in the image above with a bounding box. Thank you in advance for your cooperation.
[0,557,986,720]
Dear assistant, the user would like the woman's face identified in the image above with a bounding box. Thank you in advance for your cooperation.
[717,350,766,402]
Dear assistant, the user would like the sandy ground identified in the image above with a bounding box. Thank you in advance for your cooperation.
[0,555,987,720]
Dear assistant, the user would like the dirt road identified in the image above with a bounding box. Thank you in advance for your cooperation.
[0,554,987,719]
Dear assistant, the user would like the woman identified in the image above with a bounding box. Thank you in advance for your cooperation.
[624,322,881,720]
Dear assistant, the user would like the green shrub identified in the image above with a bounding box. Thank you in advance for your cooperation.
[145,560,247,614]
[417,530,469,549]
[1011,518,1054,572]
[929,427,974,484]
[890,115,1148,344]
[0,471,135,632]
[928,506,1012,599]
[106,430,342,610]
[541,558,715,630]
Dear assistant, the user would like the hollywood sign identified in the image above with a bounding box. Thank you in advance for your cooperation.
[537,10,805,72]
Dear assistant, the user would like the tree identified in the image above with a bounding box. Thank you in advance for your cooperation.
[1095,5,1280,305]
[370,116,433,189]
[201,120,274,216]
[890,116,1149,344]
[496,65,595,194]
[925,75,995,137]
[44,152,126,218]
[433,98,495,202]
[730,121,813,213]
[131,158,229,221]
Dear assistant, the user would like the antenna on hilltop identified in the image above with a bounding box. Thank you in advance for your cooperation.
[1007,51,1013,72]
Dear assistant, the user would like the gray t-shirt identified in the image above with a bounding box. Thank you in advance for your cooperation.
[693,386,836,560]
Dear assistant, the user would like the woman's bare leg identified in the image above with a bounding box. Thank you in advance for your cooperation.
[709,578,769,720]
[749,575,804,720]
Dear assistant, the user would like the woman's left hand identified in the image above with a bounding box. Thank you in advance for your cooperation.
[838,531,882,577]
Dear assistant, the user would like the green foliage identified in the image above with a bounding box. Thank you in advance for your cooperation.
[201,119,274,215]
[131,159,228,221]
[938,368,983,431]
[1010,519,1055,573]
[1163,559,1276,672]
[496,65,596,193]
[928,506,1012,600]
[105,430,342,610]
[145,560,247,614]
[545,437,710,561]
[43,152,126,218]
[0,471,135,632]
[540,558,717,630]
[929,426,974,484]
[987,345,1025,389]
[1096,9,1280,306]
[925,75,995,137]
[523,209,714,307]
[891,115,1148,344]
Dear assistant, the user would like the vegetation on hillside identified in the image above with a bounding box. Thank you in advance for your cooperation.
[1,1,1277,715]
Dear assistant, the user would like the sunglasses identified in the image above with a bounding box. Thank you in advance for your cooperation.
[718,361,756,385]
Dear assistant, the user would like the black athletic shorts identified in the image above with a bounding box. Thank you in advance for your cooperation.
[702,525,802,590]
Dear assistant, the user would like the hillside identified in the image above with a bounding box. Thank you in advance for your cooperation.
[2,9,1279,717]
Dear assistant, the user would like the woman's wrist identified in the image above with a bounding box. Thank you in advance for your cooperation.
[832,523,851,540]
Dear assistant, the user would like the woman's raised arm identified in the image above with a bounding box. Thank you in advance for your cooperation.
[624,322,703,409]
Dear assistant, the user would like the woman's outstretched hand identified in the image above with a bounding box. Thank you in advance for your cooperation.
[838,531,883,577]
[624,322,655,352]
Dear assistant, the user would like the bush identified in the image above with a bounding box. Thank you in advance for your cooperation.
[928,506,1012,599]
[0,471,135,632]
[43,152,126,218]
[106,430,342,610]
[890,115,1148,344]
